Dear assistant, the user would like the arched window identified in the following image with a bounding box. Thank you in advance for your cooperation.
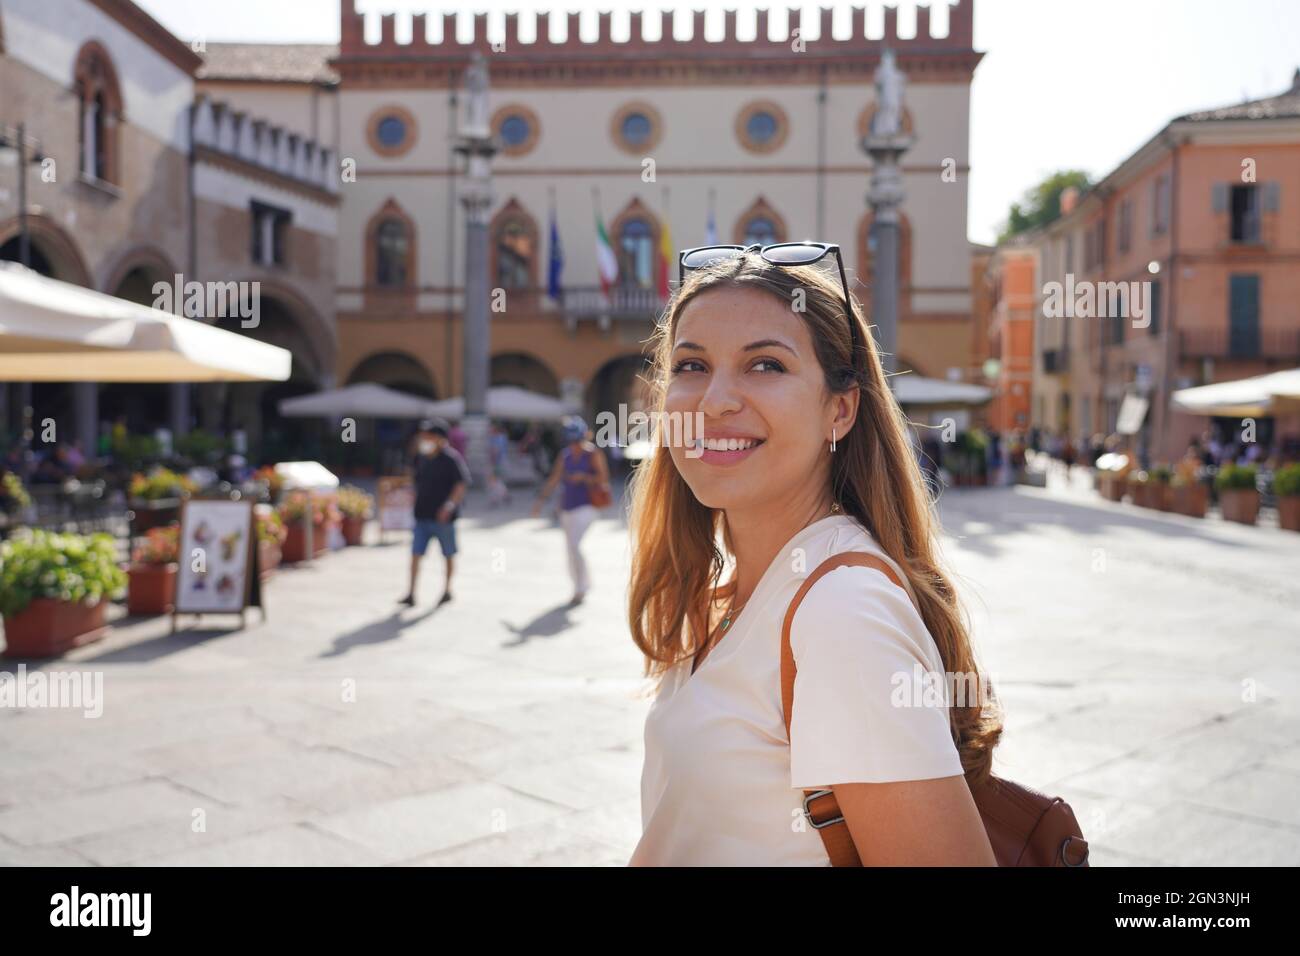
[73,42,123,184]
[733,197,788,247]
[375,219,409,287]
[496,220,532,288]
[490,200,539,290]
[741,217,778,247]
[366,199,416,291]
[618,218,655,289]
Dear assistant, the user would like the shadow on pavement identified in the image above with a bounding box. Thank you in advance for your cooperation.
[320,606,441,658]
[73,625,237,665]
[501,602,579,647]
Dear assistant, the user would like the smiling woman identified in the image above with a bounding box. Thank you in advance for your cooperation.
[625,249,1004,867]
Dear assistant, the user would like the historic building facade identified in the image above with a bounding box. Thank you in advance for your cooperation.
[322,1,984,419]
[4,0,987,458]
[1028,74,1300,463]
[0,0,339,455]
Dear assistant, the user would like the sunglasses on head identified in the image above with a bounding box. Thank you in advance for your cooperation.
[677,241,861,356]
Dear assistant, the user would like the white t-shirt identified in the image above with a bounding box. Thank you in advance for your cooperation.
[629,513,964,866]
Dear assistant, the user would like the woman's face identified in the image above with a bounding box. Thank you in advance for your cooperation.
[664,285,846,512]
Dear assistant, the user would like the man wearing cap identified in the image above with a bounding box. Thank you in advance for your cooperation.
[401,418,470,607]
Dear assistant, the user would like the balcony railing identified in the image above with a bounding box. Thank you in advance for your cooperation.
[559,285,667,321]
[1180,328,1300,360]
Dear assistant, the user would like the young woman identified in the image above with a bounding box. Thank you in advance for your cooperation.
[626,245,1002,866]
[532,417,610,606]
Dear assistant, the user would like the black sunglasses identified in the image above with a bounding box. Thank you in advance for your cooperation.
[677,241,861,356]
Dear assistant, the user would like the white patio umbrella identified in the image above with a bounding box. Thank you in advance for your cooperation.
[278,382,437,419]
[891,374,993,408]
[1171,368,1300,417]
[0,262,290,382]
[423,385,571,421]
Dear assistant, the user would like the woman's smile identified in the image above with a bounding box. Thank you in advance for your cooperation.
[692,434,767,465]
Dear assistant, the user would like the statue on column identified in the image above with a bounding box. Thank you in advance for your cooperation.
[462,50,490,139]
[870,48,906,140]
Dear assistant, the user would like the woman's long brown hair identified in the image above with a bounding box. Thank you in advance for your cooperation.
[625,252,1002,787]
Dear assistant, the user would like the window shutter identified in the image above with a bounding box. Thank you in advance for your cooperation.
[1211,182,1229,213]
[1262,181,1281,213]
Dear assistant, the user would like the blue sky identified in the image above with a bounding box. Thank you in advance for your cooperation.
[138,0,1300,245]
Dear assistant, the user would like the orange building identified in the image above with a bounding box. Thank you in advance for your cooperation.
[1032,72,1300,463]
[980,242,1036,433]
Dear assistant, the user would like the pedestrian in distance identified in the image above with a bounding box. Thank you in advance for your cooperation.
[531,416,610,607]
[400,418,469,608]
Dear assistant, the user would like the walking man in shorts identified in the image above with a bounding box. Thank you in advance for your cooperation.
[401,418,470,607]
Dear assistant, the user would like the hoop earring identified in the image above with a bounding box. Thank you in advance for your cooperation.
[830,427,837,453]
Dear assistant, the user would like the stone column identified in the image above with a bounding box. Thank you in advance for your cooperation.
[453,52,498,487]
[861,49,914,378]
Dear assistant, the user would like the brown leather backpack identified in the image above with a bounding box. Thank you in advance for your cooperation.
[781,551,1090,867]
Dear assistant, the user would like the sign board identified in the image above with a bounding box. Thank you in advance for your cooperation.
[173,499,262,629]
[1116,393,1151,436]
[377,476,415,532]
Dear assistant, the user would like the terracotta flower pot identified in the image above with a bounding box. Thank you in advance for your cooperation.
[1219,488,1259,525]
[342,515,365,546]
[1278,496,1300,532]
[314,520,332,556]
[282,520,329,562]
[3,598,107,658]
[1173,483,1208,518]
[258,539,281,579]
[1152,483,1173,512]
[126,562,177,616]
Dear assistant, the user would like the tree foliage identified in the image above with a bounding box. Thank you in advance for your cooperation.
[998,170,1093,242]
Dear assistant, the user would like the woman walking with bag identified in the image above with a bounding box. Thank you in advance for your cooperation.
[532,416,610,606]
[625,243,1006,866]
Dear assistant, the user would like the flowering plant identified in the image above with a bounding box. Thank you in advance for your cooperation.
[336,486,375,519]
[131,525,179,566]
[0,530,127,618]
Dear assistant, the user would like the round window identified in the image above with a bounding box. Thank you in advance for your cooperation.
[376,115,407,149]
[499,114,532,148]
[621,112,652,147]
[746,111,778,145]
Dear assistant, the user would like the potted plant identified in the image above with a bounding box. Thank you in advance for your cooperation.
[1148,466,1173,511]
[255,505,286,578]
[253,465,285,504]
[278,491,340,562]
[126,524,179,616]
[1126,470,1149,507]
[337,486,374,546]
[1171,473,1208,518]
[1273,463,1300,532]
[129,467,198,533]
[1215,464,1259,525]
[1,530,126,657]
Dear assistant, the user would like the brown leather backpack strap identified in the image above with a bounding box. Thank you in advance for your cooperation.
[780,550,910,867]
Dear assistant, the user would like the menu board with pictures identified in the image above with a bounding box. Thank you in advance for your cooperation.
[378,476,415,532]
[173,499,261,622]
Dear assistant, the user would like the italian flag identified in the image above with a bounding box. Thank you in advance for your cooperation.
[595,214,619,297]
